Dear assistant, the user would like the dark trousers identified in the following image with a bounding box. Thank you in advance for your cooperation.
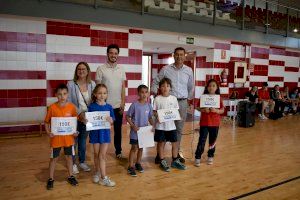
[73,121,89,163]
[195,126,219,159]
[274,100,285,115]
[113,108,123,155]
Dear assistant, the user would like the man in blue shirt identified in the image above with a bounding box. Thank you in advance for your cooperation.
[151,47,194,163]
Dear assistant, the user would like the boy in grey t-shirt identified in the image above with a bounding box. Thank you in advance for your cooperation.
[126,85,154,177]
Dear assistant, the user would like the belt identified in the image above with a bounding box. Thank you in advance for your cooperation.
[177,98,187,101]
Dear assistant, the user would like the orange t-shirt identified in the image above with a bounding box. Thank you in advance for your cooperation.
[258,89,270,100]
[45,102,77,148]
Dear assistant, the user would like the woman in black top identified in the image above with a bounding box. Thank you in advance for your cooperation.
[245,86,259,104]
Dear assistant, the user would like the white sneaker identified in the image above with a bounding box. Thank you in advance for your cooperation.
[207,157,213,165]
[258,114,264,120]
[194,159,201,167]
[116,153,122,159]
[262,115,268,120]
[99,176,116,187]
[79,163,91,172]
[73,164,79,175]
[92,172,100,183]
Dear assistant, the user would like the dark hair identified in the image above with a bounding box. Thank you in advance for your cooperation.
[55,83,68,93]
[107,44,120,54]
[73,62,92,83]
[263,82,268,87]
[137,84,148,93]
[203,79,220,94]
[174,47,186,54]
[91,84,108,103]
[159,77,172,88]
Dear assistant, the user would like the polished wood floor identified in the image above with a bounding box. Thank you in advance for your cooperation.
[0,115,300,200]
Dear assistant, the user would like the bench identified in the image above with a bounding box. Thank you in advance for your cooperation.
[0,121,44,139]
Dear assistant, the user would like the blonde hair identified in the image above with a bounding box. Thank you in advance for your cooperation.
[73,62,92,83]
[92,84,108,102]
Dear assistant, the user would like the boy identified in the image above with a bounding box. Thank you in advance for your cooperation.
[126,85,153,177]
[45,84,79,190]
[153,78,187,172]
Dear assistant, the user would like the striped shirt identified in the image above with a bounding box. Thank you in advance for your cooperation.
[151,64,194,99]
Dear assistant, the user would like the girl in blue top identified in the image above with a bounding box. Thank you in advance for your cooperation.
[87,84,115,187]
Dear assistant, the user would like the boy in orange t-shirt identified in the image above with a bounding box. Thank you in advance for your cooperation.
[45,84,79,190]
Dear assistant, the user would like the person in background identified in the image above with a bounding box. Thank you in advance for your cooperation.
[67,62,96,174]
[270,85,285,117]
[257,82,275,120]
[95,44,126,159]
[245,86,259,104]
[281,86,293,114]
[290,88,299,114]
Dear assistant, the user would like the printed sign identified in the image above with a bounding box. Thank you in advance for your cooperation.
[137,126,155,148]
[51,117,77,135]
[85,111,111,131]
[157,108,181,123]
[200,95,220,108]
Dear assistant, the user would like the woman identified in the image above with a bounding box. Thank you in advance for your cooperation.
[281,86,292,114]
[290,88,299,114]
[67,62,96,174]
[245,86,259,104]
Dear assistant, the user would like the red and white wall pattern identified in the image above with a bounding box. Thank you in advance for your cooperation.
[0,16,143,125]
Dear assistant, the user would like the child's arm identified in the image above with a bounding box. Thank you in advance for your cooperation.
[148,117,154,126]
[126,115,139,132]
[196,107,210,113]
[210,107,224,114]
[45,123,54,138]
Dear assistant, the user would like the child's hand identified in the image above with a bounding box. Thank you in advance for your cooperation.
[210,108,218,113]
[132,125,140,132]
[79,112,86,123]
[47,132,55,138]
[106,116,113,124]
[73,132,79,137]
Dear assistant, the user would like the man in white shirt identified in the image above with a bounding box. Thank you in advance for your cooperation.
[96,44,126,158]
[152,47,194,163]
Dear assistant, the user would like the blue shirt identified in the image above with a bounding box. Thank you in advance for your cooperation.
[126,101,153,140]
[151,64,194,99]
[88,102,115,135]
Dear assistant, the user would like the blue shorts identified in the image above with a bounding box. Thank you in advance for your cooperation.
[89,130,111,144]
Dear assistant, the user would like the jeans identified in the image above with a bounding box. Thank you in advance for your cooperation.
[195,126,219,159]
[73,121,89,164]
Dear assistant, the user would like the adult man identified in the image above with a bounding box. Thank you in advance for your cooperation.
[96,44,126,158]
[258,82,275,120]
[151,47,194,163]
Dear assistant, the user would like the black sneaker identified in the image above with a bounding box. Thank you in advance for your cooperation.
[135,163,144,173]
[159,159,170,172]
[46,178,54,190]
[178,153,185,163]
[67,176,78,186]
[127,167,137,177]
[155,154,160,164]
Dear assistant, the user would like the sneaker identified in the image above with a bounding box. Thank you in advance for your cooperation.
[135,163,144,173]
[159,159,170,172]
[99,176,116,187]
[258,114,263,119]
[72,164,79,175]
[194,159,201,167]
[207,157,214,165]
[67,176,78,186]
[155,154,160,164]
[116,153,122,159]
[46,178,54,190]
[127,167,137,177]
[171,158,187,170]
[79,163,91,172]
[178,152,185,163]
[262,115,268,120]
[92,172,100,183]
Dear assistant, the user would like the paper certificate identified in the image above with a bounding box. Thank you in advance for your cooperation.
[85,111,111,131]
[51,117,77,135]
[200,95,220,108]
[157,108,181,123]
[137,126,155,148]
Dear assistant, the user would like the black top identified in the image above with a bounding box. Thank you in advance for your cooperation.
[245,91,258,103]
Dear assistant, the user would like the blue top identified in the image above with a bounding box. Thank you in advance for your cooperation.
[88,102,115,135]
[126,101,153,140]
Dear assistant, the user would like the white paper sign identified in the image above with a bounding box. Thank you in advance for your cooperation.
[85,111,111,131]
[157,108,181,123]
[137,126,155,148]
[51,117,77,135]
[200,95,220,108]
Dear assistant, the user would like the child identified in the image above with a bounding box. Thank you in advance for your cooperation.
[195,79,224,167]
[126,85,154,177]
[153,78,187,172]
[87,84,115,187]
[45,84,79,190]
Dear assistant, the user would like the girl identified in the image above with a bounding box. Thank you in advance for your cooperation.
[87,84,115,187]
[195,79,224,167]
